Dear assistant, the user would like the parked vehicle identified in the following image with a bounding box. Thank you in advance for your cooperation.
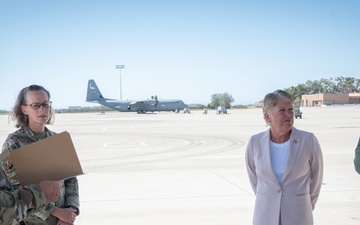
[217,106,227,114]
[295,107,302,119]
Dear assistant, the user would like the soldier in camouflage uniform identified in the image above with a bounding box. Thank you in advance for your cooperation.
[1,85,79,225]
[355,137,360,174]
[0,164,61,225]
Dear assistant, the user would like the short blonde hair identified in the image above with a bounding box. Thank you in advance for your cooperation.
[262,90,293,125]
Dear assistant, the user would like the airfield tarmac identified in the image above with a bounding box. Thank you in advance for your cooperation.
[0,106,359,225]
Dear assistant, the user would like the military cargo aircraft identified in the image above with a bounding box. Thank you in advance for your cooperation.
[86,79,188,113]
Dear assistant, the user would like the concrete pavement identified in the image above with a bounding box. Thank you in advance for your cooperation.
[0,105,359,224]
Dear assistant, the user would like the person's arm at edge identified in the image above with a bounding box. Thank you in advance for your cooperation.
[245,136,257,194]
[0,184,48,223]
[309,135,324,210]
[354,137,360,174]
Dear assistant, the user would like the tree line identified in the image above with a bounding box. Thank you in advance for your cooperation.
[284,76,360,103]
[208,76,359,109]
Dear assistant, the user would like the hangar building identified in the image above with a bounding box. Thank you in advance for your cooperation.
[301,93,360,107]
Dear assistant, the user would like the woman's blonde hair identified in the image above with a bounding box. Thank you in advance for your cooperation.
[11,85,55,128]
[262,90,293,125]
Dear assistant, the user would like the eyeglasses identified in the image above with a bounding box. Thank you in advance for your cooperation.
[25,101,52,110]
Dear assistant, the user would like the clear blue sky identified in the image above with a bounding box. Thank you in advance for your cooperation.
[1,0,359,110]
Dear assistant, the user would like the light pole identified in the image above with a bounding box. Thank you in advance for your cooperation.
[115,65,125,100]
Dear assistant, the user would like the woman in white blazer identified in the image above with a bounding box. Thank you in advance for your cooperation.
[245,90,323,225]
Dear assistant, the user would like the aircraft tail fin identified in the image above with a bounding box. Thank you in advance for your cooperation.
[86,79,107,102]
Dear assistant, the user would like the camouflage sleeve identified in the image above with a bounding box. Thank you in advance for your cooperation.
[2,136,21,187]
[33,202,55,220]
[0,178,47,224]
[23,185,48,212]
[354,137,360,174]
[33,177,80,220]
[64,177,80,215]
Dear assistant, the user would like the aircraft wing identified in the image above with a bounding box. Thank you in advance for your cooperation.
[129,99,157,107]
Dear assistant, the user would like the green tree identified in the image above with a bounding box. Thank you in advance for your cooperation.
[285,76,360,99]
[335,76,360,93]
[285,83,309,103]
[210,92,234,109]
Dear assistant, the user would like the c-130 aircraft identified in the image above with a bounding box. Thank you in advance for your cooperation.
[86,79,188,114]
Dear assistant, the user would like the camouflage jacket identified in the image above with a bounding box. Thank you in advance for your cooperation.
[355,137,360,174]
[0,165,48,225]
[1,127,80,225]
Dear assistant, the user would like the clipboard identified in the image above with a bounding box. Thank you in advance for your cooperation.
[4,131,84,186]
